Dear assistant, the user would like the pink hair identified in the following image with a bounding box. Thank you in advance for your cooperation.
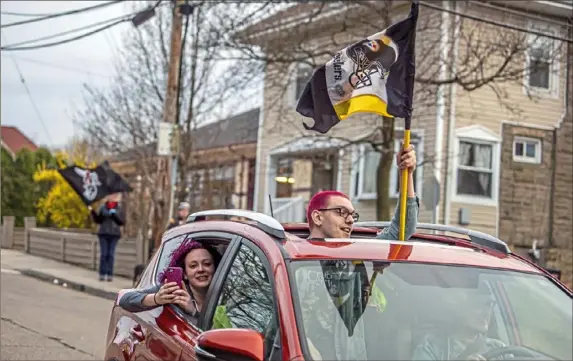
[157,237,220,283]
[306,190,350,227]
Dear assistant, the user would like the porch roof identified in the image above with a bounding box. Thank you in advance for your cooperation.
[270,136,347,156]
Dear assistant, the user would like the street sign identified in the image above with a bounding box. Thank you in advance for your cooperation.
[157,122,175,156]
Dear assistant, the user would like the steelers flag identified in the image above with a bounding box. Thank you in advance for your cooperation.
[296,1,418,134]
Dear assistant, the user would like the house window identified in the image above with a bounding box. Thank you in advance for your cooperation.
[354,138,422,199]
[187,165,235,210]
[187,169,204,210]
[208,164,235,208]
[294,63,313,101]
[526,25,557,92]
[513,137,542,164]
[456,141,494,198]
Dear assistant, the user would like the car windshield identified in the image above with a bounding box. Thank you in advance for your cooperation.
[290,260,572,361]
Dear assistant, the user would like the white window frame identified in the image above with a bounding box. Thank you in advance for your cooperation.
[512,136,542,164]
[351,137,424,201]
[288,62,314,106]
[523,21,560,98]
[451,125,501,207]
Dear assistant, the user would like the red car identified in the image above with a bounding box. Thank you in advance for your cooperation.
[105,209,572,361]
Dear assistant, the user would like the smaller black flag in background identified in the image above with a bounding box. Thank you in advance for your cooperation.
[58,160,133,206]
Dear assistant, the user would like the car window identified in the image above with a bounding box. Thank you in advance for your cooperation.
[155,234,189,284]
[209,242,278,357]
[154,233,229,284]
[502,276,573,360]
[290,261,572,361]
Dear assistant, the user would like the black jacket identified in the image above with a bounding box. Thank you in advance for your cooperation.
[91,203,125,237]
[167,216,184,230]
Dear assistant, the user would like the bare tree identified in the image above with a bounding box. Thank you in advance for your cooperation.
[213,1,569,220]
[75,1,261,245]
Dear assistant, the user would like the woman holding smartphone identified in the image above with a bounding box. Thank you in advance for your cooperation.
[119,238,226,323]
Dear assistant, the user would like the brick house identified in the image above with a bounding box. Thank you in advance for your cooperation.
[109,108,260,237]
[1,126,38,159]
[239,2,572,283]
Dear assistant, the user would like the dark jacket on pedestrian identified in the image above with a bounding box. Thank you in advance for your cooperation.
[91,202,125,237]
[167,215,188,231]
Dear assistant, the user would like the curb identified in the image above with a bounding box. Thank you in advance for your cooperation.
[17,268,118,301]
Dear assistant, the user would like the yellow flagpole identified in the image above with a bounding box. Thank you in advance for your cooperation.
[398,128,411,241]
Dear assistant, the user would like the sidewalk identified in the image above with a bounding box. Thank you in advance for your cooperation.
[1,249,133,300]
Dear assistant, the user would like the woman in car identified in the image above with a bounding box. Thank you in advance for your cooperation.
[119,237,226,323]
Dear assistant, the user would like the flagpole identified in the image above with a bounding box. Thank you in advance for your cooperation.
[398,117,411,241]
[398,0,418,242]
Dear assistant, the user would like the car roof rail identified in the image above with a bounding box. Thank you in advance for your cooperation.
[354,221,510,254]
[186,209,286,239]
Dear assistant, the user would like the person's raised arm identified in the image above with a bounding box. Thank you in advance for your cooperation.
[119,282,180,313]
[375,144,419,240]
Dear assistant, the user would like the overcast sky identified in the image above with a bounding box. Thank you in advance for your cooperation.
[1,1,137,149]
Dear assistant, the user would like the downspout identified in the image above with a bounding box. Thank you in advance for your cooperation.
[548,128,556,249]
[433,0,450,224]
[443,2,461,225]
[548,23,571,250]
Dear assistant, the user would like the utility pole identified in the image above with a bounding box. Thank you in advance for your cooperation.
[154,1,184,251]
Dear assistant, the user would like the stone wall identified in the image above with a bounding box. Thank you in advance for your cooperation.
[498,124,554,248]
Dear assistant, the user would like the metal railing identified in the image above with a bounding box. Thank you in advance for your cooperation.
[272,197,305,223]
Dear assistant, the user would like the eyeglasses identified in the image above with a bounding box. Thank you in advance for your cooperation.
[319,207,360,222]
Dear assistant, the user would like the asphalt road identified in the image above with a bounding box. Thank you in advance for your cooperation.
[1,268,114,360]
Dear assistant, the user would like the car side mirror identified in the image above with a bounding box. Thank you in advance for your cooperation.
[195,329,264,361]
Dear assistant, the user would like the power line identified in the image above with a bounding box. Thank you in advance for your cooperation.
[1,54,112,78]
[1,19,129,51]
[1,1,123,29]
[1,11,59,17]
[2,31,53,145]
[1,2,169,52]
[1,14,133,49]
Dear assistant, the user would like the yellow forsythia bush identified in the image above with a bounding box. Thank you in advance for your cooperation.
[33,151,97,229]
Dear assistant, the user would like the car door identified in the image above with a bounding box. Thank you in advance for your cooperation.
[197,238,282,361]
[118,231,240,361]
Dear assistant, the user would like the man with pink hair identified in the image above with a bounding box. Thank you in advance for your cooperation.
[307,144,418,240]
[300,145,418,360]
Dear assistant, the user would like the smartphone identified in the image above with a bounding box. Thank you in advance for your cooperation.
[164,267,183,285]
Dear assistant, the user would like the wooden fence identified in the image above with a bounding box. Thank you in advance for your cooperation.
[1,216,142,278]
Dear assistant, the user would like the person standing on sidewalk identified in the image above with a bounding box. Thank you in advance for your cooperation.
[167,202,191,230]
[90,193,125,282]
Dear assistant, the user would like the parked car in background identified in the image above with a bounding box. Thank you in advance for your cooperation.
[105,209,572,361]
